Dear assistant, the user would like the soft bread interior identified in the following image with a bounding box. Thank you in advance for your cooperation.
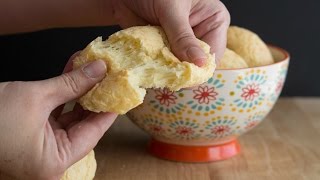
[90,37,192,90]
[74,26,215,114]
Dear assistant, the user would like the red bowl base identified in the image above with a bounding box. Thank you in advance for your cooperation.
[148,139,241,163]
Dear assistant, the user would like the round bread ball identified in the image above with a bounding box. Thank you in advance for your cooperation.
[217,48,249,69]
[61,150,97,180]
[227,26,274,67]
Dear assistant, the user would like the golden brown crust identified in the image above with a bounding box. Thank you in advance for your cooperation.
[227,26,274,67]
[78,71,144,114]
[217,48,248,69]
[73,26,215,114]
[61,151,96,180]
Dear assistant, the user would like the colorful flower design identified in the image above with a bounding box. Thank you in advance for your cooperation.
[233,70,267,110]
[149,89,184,114]
[204,116,237,139]
[186,75,225,113]
[241,83,261,101]
[143,118,165,136]
[155,88,177,106]
[275,80,284,94]
[207,75,225,88]
[175,126,194,136]
[193,85,218,104]
[211,126,231,136]
[169,120,200,140]
[269,81,283,103]
[269,63,288,103]
[244,111,266,131]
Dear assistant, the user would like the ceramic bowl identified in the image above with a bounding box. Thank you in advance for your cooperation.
[127,45,290,162]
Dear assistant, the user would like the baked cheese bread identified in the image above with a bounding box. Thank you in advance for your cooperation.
[61,151,96,180]
[227,26,274,67]
[73,26,215,114]
[217,48,248,69]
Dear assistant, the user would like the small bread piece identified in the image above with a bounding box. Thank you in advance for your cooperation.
[227,26,274,67]
[217,48,249,69]
[74,26,215,114]
[61,151,96,180]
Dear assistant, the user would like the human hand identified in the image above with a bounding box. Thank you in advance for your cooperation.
[0,56,117,179]
[111,0,230,66]
[1,0,229,64]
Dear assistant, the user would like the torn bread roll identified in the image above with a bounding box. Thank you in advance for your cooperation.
[73,26,215,114]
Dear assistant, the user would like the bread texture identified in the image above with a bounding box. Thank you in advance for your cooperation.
[73,26,215,114]
[217,48,248,69]
[61,151,96,180]
[227,26,274,67]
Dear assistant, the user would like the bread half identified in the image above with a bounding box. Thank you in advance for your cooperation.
[73,26,215,114]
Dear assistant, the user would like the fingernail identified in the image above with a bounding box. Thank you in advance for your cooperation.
[82,60,107,78]
[187,47,207,66]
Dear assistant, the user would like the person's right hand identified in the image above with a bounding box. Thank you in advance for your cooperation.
[111,0,230,66]
[0,56,117,179]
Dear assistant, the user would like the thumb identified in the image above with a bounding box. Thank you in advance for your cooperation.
[41,60,106,108]
[159,4,207,66]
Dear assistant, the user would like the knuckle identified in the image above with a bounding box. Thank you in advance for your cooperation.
[216,1,231,26]
[174,31,196,46]
[61,73,81,95]
[204,5,231,33]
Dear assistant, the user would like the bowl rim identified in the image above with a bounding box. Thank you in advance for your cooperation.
[216,44,290,71]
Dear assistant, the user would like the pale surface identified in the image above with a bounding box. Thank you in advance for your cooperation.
[93,98,320,180]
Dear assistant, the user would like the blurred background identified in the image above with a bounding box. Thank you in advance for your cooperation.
[0,0,319,96]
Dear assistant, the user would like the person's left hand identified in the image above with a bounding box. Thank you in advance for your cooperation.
[0,55,117,179]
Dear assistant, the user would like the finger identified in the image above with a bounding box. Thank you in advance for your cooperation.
[55,103,85,128]
[189,1,215,27]
[158,2,207,66]
[200,28,227,63]
[51,52,82,118]
[56,111,81,129]
[64,112,117,166]
[63,51,82,73]
[193,2,230,62]
[112,0,148,28]
[39,60,107,108]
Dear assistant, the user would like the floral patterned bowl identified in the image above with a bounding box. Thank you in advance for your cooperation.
[127,45,290,162]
